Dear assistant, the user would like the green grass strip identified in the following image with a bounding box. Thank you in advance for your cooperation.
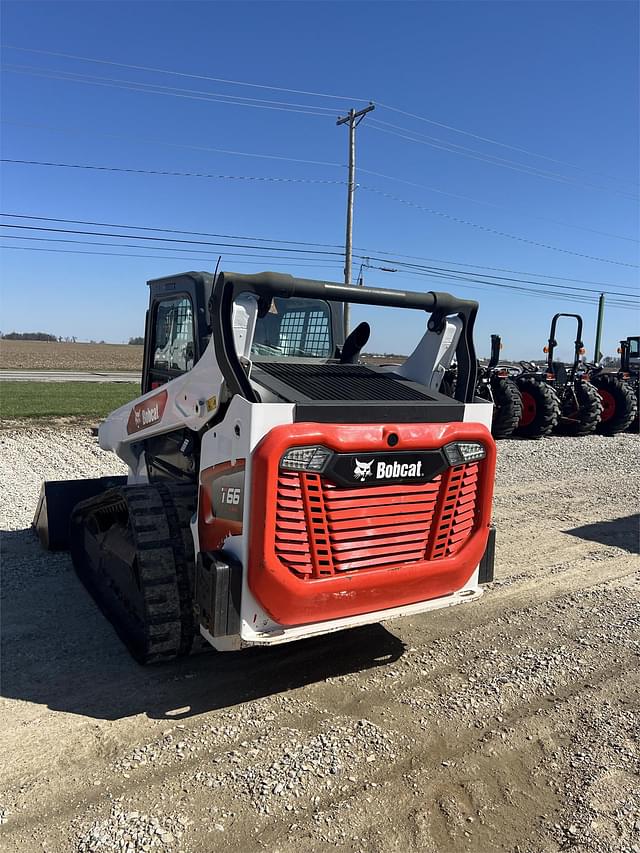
[0,382,140,419]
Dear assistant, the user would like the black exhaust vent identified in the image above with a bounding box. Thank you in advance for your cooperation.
[254,362,433,402]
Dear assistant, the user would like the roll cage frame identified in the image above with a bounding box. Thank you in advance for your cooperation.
[210,271,479,404]
[144,270,480,404]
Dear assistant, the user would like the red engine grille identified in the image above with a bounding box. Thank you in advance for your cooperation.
[275,462,479,579]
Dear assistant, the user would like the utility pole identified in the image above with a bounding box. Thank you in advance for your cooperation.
[594,292,605,364]
[336,102,375,338]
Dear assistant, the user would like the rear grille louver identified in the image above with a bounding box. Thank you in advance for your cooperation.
[275,463,480,579]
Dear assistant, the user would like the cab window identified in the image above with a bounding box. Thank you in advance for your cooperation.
[153,296,195,372]
[251,297,332,359]
[149,296,195,390]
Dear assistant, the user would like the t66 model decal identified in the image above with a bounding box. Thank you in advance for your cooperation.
[199,459,246,551]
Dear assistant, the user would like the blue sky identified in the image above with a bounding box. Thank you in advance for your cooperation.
[1,0,638,360]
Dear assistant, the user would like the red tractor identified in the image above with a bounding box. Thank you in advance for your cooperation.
[542,313,602,436]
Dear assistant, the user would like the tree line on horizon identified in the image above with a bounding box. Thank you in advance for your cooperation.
[0,332,144,345]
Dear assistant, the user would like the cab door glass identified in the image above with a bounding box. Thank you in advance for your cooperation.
[153,296,195,373]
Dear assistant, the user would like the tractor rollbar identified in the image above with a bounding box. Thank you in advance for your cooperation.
[546,313,584,376]
[209,271,479,404]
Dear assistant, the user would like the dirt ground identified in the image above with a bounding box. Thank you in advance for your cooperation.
[0,428,638,852]
[0,340,143,372]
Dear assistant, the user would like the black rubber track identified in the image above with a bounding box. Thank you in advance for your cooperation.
[513,376,560,439]
[558,381,603,436]
[70,482,198,664]
[591,374,638,435]
[484,376,523,439]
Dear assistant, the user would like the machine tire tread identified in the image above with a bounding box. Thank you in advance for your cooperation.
[513,376,560,439]
[558,381,603,436]
[489,376,523,439]
[591,374,638,435]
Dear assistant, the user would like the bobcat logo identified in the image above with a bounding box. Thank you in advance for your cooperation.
[353,458,374,481]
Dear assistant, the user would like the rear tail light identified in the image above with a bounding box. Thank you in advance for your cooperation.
[443,441,486,466]
[280,445,332,472]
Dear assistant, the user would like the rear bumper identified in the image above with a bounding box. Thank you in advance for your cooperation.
[248,421,495,627]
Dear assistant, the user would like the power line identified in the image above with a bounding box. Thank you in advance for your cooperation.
[385,265,638,308]
[0,243,344,271]
[392,265,638,305]
[0,63,339,113]
[2,64,337,117]
[9,61,634,200]
[0,223,346,257]
[0,212,347,250]
[5,118,636,243]
[359,185,640,268]
[366,256,638,298]
[367,119,640,201]
[3,241,636,309]
[376,103,637,186]
[1,44,366,102]
[1,119,345,169]
[363,248,640,289]
[3,213,637,291]
[1,158,346,186]
[4,160,636,268]
[2,223,637,299]
[357,164,638,243]
[1,234,346,265]
[4,44,634,189]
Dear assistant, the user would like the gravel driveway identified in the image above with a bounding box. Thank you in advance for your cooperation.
[0,426,638,852]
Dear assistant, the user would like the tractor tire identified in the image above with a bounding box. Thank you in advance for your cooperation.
[513,377,560,439]
[628,381,640,432]
[478,376,523,439]
[558,381,603,436]
[70,481,198,664]
[591,374,637,435]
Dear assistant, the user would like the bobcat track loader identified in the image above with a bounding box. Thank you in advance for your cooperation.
[35,271,497,663]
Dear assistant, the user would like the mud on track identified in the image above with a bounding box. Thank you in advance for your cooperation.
[0,428,638,852]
